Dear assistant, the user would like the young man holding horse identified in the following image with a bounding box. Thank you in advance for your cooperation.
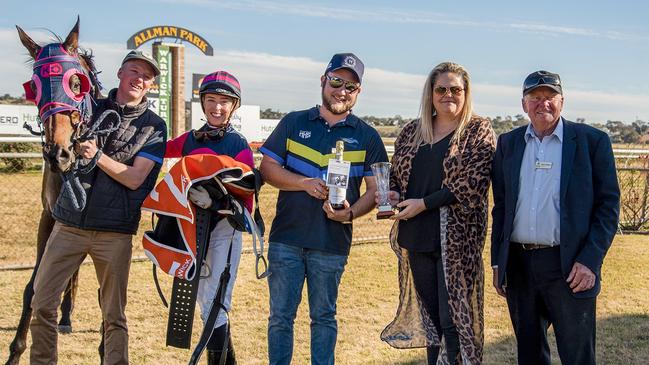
[29,50,167,365]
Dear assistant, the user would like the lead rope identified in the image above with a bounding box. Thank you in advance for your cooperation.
[60,109,121,211]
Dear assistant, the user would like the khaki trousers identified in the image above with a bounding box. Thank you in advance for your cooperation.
[30,222,133,365]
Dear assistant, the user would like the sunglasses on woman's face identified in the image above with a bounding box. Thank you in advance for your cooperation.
[325,75,360,93]
[433,86,464,96]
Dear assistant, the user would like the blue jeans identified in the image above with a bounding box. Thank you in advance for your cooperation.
[267,242,348,365]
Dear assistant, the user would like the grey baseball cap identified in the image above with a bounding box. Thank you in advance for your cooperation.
[121,50,160,77]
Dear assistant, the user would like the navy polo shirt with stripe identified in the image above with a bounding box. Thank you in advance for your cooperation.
[260,106,388,255]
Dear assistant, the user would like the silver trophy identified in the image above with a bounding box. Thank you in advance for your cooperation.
[371,162,394,219]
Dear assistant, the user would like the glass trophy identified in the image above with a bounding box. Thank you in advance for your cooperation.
[371,162,394,219]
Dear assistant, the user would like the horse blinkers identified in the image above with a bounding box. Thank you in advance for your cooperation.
[24,44,92,171]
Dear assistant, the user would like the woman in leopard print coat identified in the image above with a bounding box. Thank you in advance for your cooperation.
[381,62,496,364]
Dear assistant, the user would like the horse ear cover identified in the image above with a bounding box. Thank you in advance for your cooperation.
[62,17,80,55]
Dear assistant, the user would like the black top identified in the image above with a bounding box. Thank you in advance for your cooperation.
[53,91,167,234]
[398,132,457,252]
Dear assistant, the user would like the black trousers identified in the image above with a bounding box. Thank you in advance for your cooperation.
[506,244,596,365]
[408,250,460,364]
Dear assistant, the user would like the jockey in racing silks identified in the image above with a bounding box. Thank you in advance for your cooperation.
[165,71,252,364]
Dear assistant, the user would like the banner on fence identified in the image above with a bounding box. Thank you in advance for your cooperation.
[0,104,38,136]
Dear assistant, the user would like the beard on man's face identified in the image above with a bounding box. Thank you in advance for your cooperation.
[321,87,356,115]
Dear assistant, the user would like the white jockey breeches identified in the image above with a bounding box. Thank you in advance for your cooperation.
[197,218,243,329]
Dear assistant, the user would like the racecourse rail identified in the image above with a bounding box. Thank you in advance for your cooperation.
[1,139,648,271]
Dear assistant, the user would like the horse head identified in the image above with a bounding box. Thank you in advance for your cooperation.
[16,18,100,173]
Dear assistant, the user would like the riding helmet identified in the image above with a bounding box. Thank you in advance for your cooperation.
[199,71,241,102]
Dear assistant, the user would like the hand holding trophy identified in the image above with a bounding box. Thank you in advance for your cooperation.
[371,162,395,219]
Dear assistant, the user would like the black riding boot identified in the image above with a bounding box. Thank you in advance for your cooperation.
[207,346,236,365]
[206,324,237,365]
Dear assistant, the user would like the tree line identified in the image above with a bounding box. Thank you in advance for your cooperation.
[260,108,649,144]
[1,98,646,144]
[0,94,31,105]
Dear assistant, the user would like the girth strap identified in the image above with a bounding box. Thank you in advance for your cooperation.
[166,207,212,349]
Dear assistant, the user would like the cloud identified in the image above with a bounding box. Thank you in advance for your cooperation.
[509,23,649,41]
[0,29,39,89]
[471,83,649,123]
[1,27,648,123]
[160,0,649,42]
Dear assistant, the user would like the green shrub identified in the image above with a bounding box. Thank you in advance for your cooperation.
[0,142,40,172]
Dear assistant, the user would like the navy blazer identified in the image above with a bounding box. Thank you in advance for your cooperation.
[490,119,620,298]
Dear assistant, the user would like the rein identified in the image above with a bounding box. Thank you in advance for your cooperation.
[60,109,121,211]
[23,106,119,212]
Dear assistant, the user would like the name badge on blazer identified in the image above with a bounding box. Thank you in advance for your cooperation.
[535,161,553,169]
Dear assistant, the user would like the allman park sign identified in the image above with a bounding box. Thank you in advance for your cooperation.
[127,25,214,138]
[126,25,213,55]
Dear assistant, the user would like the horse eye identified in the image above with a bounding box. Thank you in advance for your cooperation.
[29,80,37,95]
[69,74,81,95]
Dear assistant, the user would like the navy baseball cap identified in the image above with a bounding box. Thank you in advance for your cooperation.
[325,53,364,83]
[523,70,562,96]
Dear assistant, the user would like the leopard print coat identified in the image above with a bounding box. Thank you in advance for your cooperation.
[381,116,496,365]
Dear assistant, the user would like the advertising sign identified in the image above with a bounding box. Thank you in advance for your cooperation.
[0,104,39,136]
[145,81,160,115]
[192,73,206,101]
[156,45,172,136]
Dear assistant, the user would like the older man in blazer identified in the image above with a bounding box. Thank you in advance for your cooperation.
[491,70,620,365]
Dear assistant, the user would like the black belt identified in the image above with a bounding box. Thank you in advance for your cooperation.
[512,242,558,251]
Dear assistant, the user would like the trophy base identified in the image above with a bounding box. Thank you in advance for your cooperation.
[376,208,395,220]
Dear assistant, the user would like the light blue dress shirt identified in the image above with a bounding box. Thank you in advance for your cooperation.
[510,118,564,246]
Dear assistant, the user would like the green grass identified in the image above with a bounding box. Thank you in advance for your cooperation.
[1,235,648,364]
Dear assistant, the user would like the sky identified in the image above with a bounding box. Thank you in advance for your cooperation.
[1,0,648,123]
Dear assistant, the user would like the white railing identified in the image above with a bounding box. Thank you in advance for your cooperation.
[613,149,649,155]
[0,137,41,143]
[0,140,643,159]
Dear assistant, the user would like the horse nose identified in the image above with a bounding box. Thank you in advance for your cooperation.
[44,146,58,164]
[56,146,72,165]
[45,145,73,172]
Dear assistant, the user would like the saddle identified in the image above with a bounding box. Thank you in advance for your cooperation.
[141,154,268,356]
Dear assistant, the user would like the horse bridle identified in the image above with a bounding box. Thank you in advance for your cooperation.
[23,43,93,153]
[23,42,121,211]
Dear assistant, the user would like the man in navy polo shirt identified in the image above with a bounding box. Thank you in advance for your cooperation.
[259,53,388,365]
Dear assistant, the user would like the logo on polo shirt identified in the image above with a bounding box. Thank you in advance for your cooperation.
[299,130,312,139]
[341,137,359,146]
